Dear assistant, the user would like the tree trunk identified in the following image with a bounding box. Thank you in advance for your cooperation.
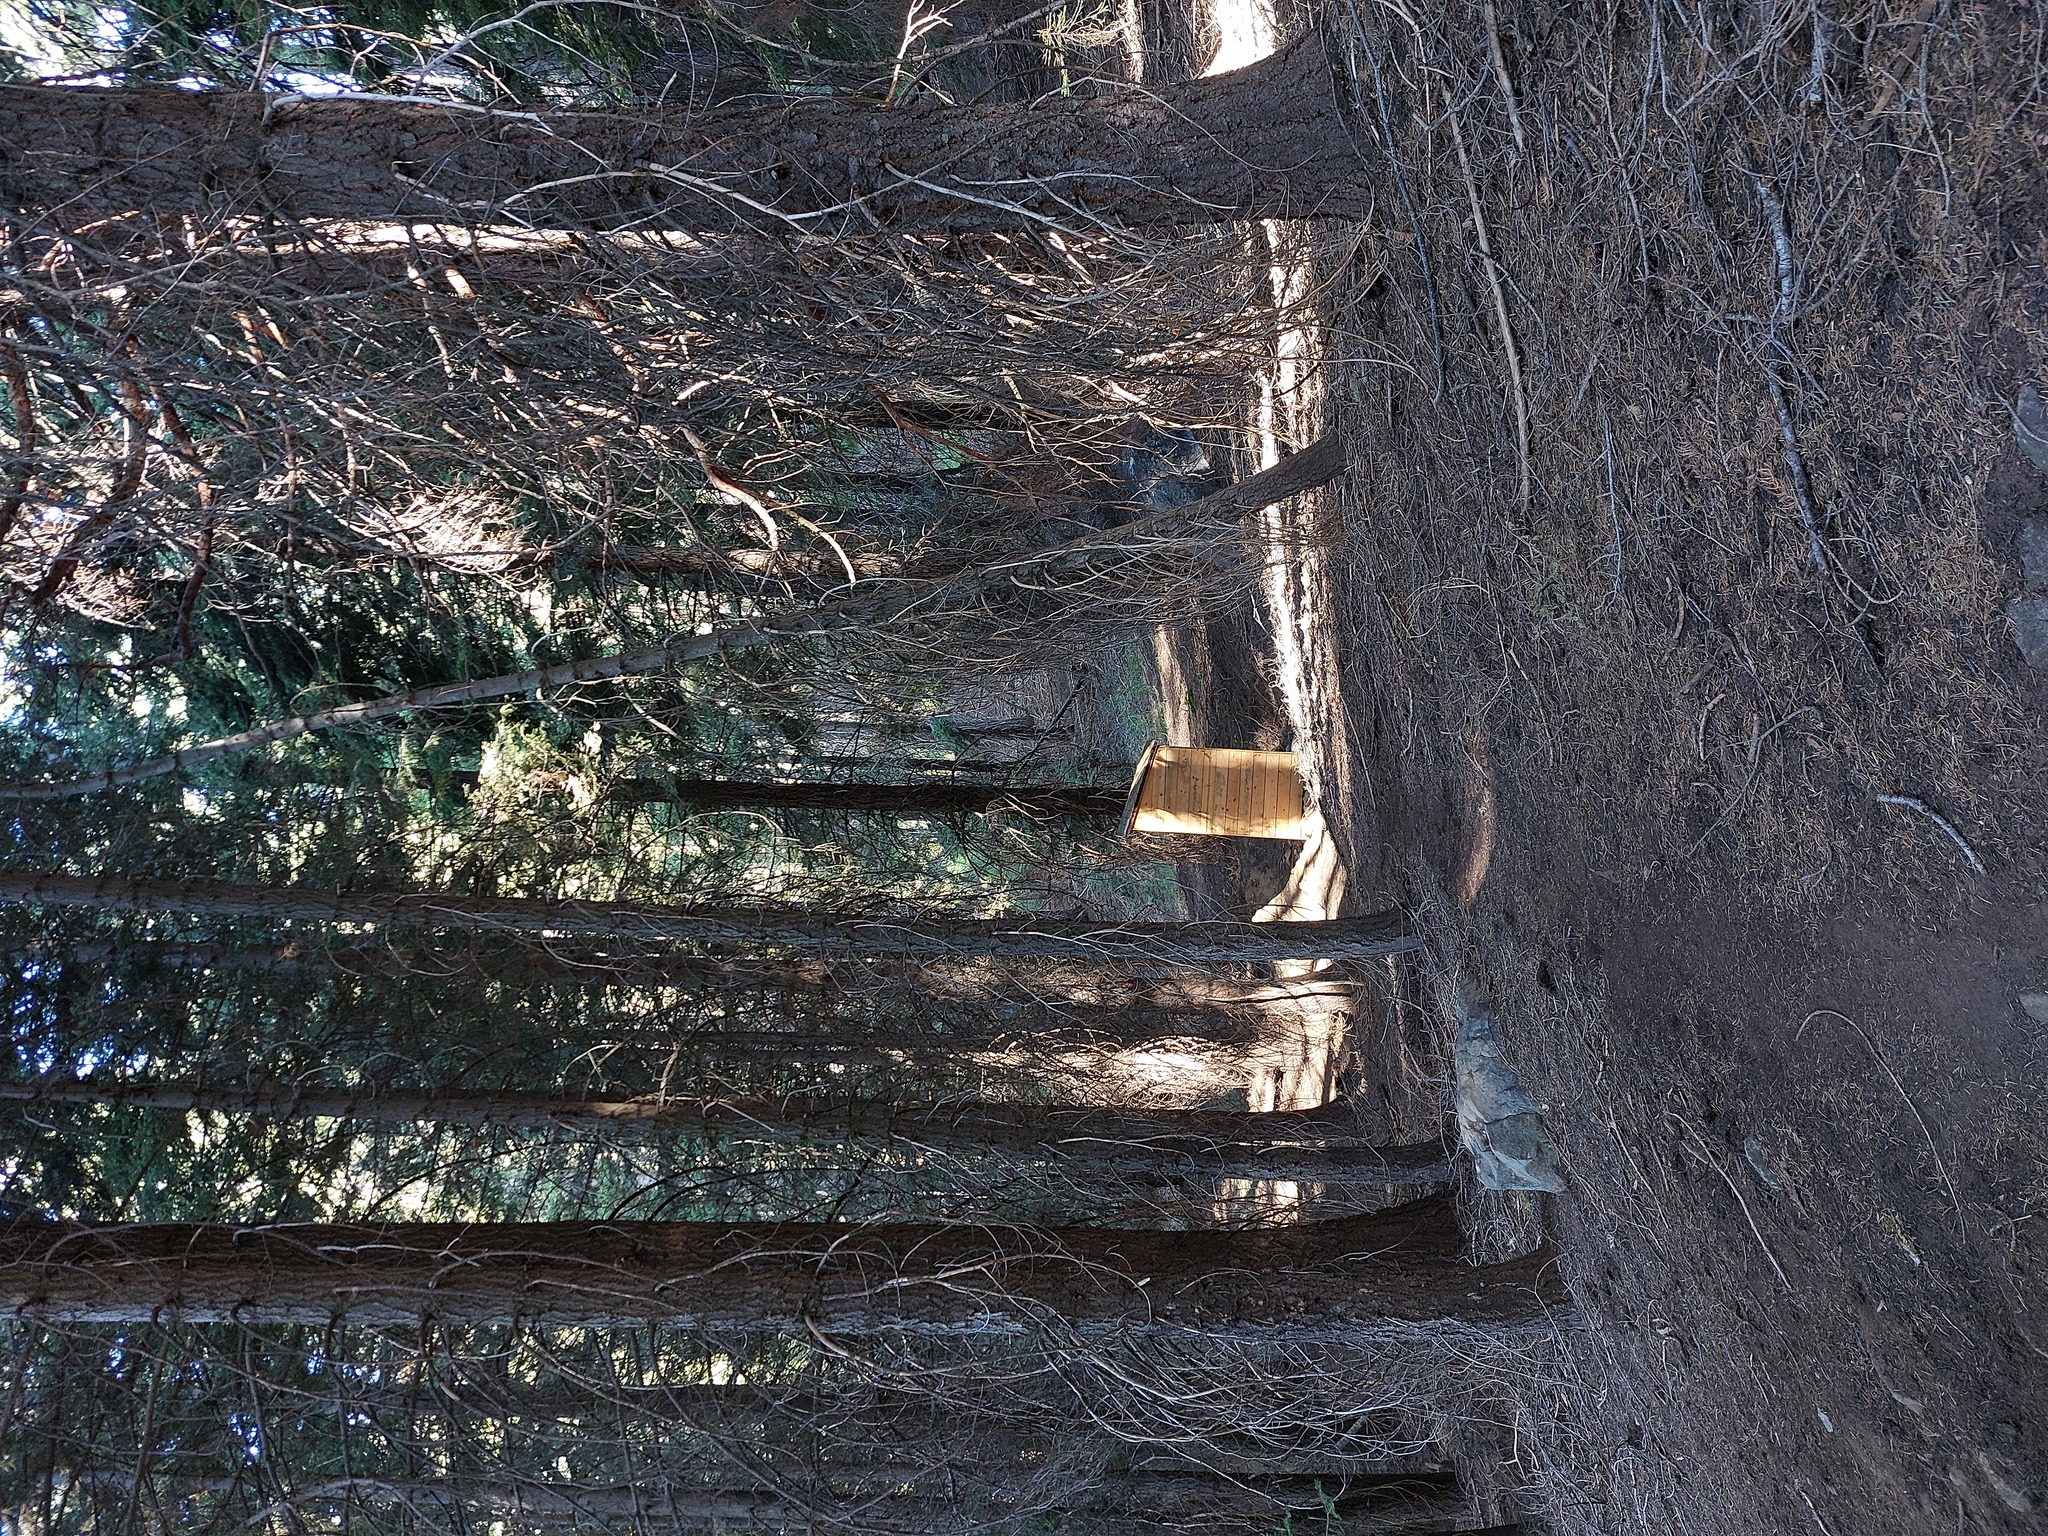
[0,37,1368,232]
[371,770,1121,817]
[16,936,855,991]
[14,940,1322,1052]
[28,936,1367,1010]
[0,1194,1563,1332]
[402,771,1127,817]
[0,870,1418,963]
[99,1470,1461,1530]
[604,776,1125,818]
[578,1033,1353,1109]
[240,1469,1458,1522]
[0,1080,1452,1186]
[602,1010,1308,1053]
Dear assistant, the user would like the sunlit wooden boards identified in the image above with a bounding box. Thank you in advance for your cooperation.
[1117,744,1309,840]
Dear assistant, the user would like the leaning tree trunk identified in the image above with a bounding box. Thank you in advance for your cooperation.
[0,36,1368,232]
[0,870,1417,964]
[0,1081,1454,1186]
[0,1194,1562,1332]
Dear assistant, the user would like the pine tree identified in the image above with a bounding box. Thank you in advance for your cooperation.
[0,868,1417,963]
[0,37,1369,231]
[0,1195,1562,1332]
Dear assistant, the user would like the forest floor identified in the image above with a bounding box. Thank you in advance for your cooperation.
[1303,0,2045,1531]
[1170,0,2047,1531]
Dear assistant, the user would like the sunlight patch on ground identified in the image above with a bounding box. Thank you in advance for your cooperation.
[1149,628,1200,745]
[1252,809,1351,1111]
[1253,810,1348,924]
[1198,0,1350,824]
[1199,0,1362,1120]
[1254,226,1335,808]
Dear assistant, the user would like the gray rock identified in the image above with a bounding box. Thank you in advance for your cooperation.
[1119,423,1217,516]
[2019,518,2048,591]
[2008,595,2048,667]
[1122,420,1211,479]
[1453,977,1565,1194]
[2018,992,2048,1024]
[2018,385,2048,475]
[1743,1135,1787,1192]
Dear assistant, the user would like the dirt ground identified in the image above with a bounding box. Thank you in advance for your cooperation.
[1309,0,2047,1530]
[1180,0,2047,1530]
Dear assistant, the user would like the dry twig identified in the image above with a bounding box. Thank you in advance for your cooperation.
[1799,1008,1966,1236]
[1875,793,1985,875]
[1442,83,1531,514]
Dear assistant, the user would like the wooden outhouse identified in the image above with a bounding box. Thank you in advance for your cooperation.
[1117,744,1309,840]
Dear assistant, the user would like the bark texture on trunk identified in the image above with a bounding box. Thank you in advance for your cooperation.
[0,1195,1564,1331]
[0,871,1417,962]
[0,38,1367,231]
[0,1081,1453,1185]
